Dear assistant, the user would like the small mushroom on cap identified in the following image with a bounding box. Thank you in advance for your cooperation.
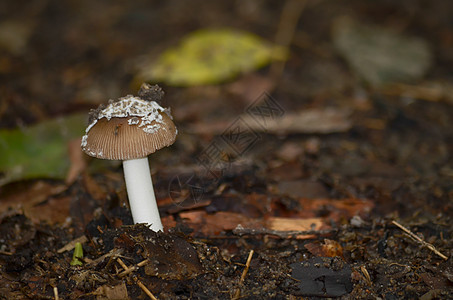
[81,84,177,231]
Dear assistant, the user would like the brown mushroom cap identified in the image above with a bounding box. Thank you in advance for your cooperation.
[81,95,177,160]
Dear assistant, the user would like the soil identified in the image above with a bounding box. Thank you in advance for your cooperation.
[0,1,452,299]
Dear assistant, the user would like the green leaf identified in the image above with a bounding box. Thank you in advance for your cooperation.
[137,28,287,86]
[0,113,86,185]
[70,242,84,266]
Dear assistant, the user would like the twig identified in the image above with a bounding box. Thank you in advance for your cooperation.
[232,250,254,300]
[116,258,129,271]
[57,236,88,253]
[391,220,448,261]
[53,286,59,300]
[118,259,150,278]
[88,248,123,267]
[232,224,336,238]
[134,276,158,300]
[114,258,157,299]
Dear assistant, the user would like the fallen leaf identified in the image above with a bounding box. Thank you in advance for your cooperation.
[135,28,287,86]
[0,181,67,224]
[24,196,71,225]
[0,113,86,186]
[95,282,129,300]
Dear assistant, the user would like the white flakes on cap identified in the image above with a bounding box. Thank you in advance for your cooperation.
[98,95,165,120]
[81,95,177,160]
[85,96,169,134]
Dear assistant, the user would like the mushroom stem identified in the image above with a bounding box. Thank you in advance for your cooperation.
[122,157,163,231]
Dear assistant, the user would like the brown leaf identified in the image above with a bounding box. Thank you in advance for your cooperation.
[95,282,129,300]
[24,196,71,225]
[0,181,68,224]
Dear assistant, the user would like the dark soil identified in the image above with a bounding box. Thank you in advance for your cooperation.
[0,0,452,299]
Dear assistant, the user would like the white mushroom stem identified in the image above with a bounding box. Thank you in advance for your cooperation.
[122,157,163,231]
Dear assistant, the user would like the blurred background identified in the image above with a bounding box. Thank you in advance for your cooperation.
[1,0,451,125]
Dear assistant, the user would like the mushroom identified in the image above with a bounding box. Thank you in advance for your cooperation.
[81,84,177,231]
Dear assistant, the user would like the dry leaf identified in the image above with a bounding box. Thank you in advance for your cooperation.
[95,282,129,300]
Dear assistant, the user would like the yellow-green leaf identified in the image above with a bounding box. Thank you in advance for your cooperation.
[70,242,84,266]
[137,28,287,86]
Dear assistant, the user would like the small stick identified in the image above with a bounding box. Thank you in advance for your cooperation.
[137,259,150,267]
[240,250,254,282]
[233,250,254,299]
[134,276,158,300]
[116,258,129,271]
[53,286,59,300]
[233,225,335,238]
[89,248,123,267]
[118,259,150,278]
[57,236,88,253]
[391,220,448,261]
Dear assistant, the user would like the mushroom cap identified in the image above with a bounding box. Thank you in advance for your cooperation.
[81,95,177,160]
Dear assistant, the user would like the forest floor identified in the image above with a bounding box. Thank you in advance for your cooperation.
[0,1,452,299]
